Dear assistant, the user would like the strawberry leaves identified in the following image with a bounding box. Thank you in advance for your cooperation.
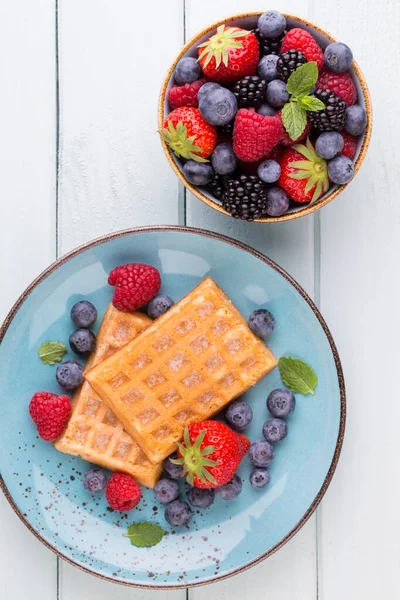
[173,426,219,486]
[161,120,208,162]
[282,62,325,141]
[287,138,329,204]
[198,25,249,68]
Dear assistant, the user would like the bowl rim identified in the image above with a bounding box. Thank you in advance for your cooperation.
[158,11,373,223]
[0,225,346,588]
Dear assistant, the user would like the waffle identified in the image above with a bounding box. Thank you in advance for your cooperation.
[54,304,162,488]
[86,278,278,464]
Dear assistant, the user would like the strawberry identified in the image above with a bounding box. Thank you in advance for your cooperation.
[168,79,207,109]
[198,25,259,83]
[340,131,358,159]
[173,421,249,488]
[276,111,312,146]
[281,28,324,70]
[278,138,329,203]
[108,263,161,311]
[29,391,71,442]
[233,108,283,162]
[162,107,217,161]
[316,68,357,106]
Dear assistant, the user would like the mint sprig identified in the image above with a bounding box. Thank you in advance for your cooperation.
[282,62,325,141]
[38,341,67,365]
[278,356,318,395]
[123,522,166,548]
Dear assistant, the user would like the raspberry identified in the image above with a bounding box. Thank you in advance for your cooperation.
[281,28,324,70]
[233,109,283,162]
[168,79,207,109]
[106,472,142,511]
[316,68,357,106]
[29,392,71,442]
[341,131,357,159]
[108,263,161,311]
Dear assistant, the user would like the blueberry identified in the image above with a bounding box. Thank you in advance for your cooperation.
[165,499,192,526]
[147,294,174,319]
[257,10,286,38]
[225,400,253,431]
[174,57,201,85]
[199,86,238,126]
[249,468,270,488]
[154,478,180,504]
[83,469,106,493]
[263,418,288,443]
[248,309,275,338]
[197,82,220,101]
[69,328,96,355]
[328,155,354,184]
[215,475,242,500]
[249,440,275,467]
[56,360,84,391]
[71,301,97,328]
[267,388,295,418]
[257,103,276,117]
[257,55,279,82]
[324,42,353,73]
[183,161,214,186]
[163,453,184,479]
[315,132,344,160]
[211,143,238,175]
[266,186,290,217]
[266,79,289,108]
[258,159,281,183]
[187,487,215,508]
[345,105,367,136]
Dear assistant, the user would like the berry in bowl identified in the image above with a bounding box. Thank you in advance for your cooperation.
[158,10,372,222]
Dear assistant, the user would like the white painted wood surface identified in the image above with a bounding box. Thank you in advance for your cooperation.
[1,0,398,599]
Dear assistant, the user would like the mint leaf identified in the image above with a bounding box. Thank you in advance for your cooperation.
[39,341,67,365]
[286,62,319,97]
[123,522,166,548]
[282,101,307,141]
[278,357,318,395]
[297,96,325,112]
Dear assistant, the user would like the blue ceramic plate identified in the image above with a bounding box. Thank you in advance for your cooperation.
[0,227,345,588]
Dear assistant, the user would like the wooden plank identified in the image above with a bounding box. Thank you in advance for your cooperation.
[185,1,317,599]
[0,0,57,599]
[57,0,184,255]
[57,0,186,597]
[312,1,400,598]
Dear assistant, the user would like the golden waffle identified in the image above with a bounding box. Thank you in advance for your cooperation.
[54,304,162,488]
[86,278,278,464]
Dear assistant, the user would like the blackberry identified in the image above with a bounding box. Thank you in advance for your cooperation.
[309,88,347,132]
[277,50,307,82]
[206,173,226,200]
[222,174,268,221]
[219,120,234,136]
[232,75,267,108]
[254,28,286,56]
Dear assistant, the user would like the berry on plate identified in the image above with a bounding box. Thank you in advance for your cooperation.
[154,478,180,503]
[56,360,84,391]
[211,143,238,175]
[340,131,357,159]
[344,105,367,136]
[83,469,106,493]
[328,155,354,184]
[248,308,275,338]
[315,132,344,160]
[250,468,270,488]
[147,294,174,319]
[265,186,290,217]
[198,85,238,126]
[257,11,286,38]
[165,499,192,526]
[108,263,161,311]
[183,161,214,185]
[316,68,357,106]
[198,25,259,83]
[267,388,296,418]
[168,79,207,109]
[215,474,242,500]
[222,174,268,221]
[163,453,184,480]
[278,138,329,204]
[106,472,142,511]
[324,42,353,73]
[263,418,288,443]
[162,107,217,161]
[249,440,275,467]
[71,300,97,328]
[187,487,215,508]
[281,28,324,70]
[69,328,96,356]
[174,421,250,488]
[225,400,253,431]
[174,57,201,85]
[29,391,71,442]
[233,109,283,162]
[308,89,347,132]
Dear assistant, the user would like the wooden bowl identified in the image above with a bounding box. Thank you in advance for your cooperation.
[158,12,372,222]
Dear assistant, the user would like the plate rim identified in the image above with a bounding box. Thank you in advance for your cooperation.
[0,225,346,589]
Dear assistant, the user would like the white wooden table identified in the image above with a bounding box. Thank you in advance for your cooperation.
[1,0,398,598]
